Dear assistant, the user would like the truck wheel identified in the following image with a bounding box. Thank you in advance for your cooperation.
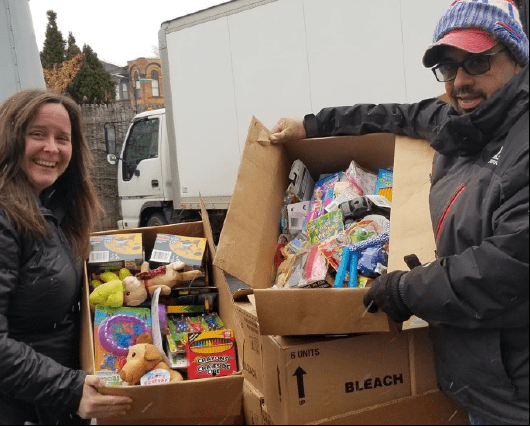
[146,212,168,227]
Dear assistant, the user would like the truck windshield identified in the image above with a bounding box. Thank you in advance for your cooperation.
[122,117,159,181]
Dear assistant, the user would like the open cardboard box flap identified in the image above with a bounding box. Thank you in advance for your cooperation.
[214,117,435,335]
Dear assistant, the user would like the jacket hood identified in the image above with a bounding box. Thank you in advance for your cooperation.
[431,63,529,155]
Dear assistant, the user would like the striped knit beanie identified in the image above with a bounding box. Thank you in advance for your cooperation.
[423,0,529,67]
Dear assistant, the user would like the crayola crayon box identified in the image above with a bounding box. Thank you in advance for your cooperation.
[186,329,237,379]
[93,305,152,374]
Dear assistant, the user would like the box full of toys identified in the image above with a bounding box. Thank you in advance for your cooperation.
[80,212,244,425]
[215,118,400,335]
[215,117,442,336]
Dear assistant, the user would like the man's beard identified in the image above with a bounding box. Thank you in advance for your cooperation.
[451,86,487,115]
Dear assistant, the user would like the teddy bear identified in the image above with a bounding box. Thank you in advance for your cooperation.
[122,261,202,306]
[119,335,184,385]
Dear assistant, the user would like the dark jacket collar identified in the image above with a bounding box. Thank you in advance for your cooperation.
[38,188,66,225]
[432,63,529,155]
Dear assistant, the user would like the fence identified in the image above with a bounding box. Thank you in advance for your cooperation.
[81,103,165,231]
[81,103,135,231]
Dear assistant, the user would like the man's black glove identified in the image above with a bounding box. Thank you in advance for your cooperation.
[362,270,412,323]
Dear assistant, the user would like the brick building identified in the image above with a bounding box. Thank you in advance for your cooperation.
[127,57,165,109]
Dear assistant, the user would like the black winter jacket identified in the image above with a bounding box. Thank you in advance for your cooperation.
[304,65,529,425]
[0,192,87,424]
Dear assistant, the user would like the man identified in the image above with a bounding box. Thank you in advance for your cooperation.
[270,0,528,425]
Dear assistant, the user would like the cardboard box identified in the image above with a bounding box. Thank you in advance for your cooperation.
[234,297,263,391]
[243,380,266,425]
[80,207,244,425]
[260,331,412,425]
[308,389,468,425]
[215,117,436,335]
[88,233,144,276]
[407,326,438,395]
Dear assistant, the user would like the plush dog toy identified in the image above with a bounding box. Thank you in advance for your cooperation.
[122,261,202,306]
[119,336,184,385]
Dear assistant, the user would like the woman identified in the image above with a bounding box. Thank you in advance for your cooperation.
[0,90,132,424]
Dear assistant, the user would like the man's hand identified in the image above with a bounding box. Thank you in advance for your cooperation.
[270,118,306,144]
[76,375,133,420]
[362,271,412,323]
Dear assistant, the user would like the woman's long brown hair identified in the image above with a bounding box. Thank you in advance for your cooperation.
[0,89,103,258]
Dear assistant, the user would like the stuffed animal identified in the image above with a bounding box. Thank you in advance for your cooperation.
[89,269,133,309]
[89,280,123,308]
[122,261,202,306]
[119,336,184,385]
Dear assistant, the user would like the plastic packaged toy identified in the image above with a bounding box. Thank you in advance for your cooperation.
[345,160,377,195]
[94,305,152,373]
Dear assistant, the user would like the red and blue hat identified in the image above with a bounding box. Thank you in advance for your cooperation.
[423,0,529,67]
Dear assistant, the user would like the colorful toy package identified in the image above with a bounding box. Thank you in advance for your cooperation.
[166,312,225,369]
[345,160,377,195]
[186,329,237,379]
[304,172,341,226]
[94,305,152,373]
[150,234,207,270]
[318,219,382,270]
[306,209,344,245]
[374,168,393,201]
[88,233,144,277]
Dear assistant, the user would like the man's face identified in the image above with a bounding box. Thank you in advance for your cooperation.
[442,44,521,115]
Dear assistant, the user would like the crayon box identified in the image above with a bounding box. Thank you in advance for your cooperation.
[186,329,237,379]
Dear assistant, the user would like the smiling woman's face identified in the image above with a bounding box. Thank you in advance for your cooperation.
[443,44,521,115]
[22,103,72,194]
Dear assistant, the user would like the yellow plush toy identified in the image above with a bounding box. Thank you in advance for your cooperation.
[89,268,133,309]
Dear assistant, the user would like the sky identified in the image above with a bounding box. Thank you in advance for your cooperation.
[29,0,229,66]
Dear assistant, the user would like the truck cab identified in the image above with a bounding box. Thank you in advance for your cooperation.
[108,108,173,228]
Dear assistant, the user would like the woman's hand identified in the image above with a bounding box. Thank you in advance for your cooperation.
[270,118,306,143]
[76,375,133,420]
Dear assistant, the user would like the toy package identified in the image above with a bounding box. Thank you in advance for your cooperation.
[166,309,225,369]
[374,168,393,201]
[88,234,144,277]
[94,305,152,374]
[287,201,310,234]
[304,172,341,226]
[186,329,237,379]
[150,234,207,281]
[345,160,377,195]
[280,160,314,234]
[325,182,361,212]
[306,209,344,245]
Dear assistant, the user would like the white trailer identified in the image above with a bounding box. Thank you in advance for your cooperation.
[0,0,45,105]
[109,0,452,233]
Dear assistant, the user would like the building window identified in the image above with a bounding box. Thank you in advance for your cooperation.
[151,70,159,97]
[122,82,129,100]
[134,71,140,100]
[115,84,120,101]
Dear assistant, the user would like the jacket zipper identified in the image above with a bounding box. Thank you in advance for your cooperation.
[435,184,466,245]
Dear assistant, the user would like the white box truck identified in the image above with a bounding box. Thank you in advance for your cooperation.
[107,0,453,233]
[0,0,45,105]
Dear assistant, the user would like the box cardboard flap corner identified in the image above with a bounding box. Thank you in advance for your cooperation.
[214,116,435,336]
[81,203,244,425]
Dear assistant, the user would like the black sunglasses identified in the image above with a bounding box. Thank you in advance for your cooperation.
[432,49,506,82]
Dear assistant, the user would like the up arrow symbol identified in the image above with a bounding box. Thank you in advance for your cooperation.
[293,366,307,399]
